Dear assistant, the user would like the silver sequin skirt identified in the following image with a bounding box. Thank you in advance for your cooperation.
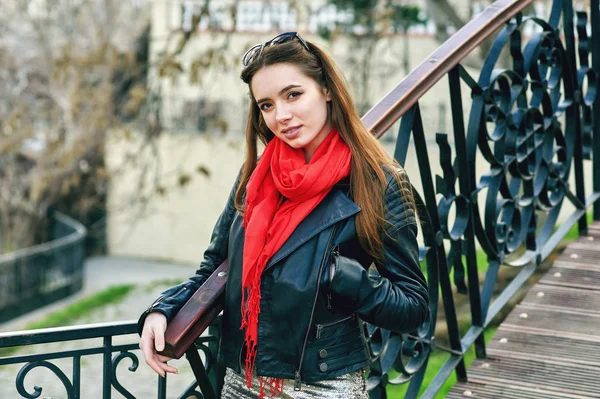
[220,367,369,399]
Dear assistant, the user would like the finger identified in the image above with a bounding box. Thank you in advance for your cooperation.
[139,336,155,359]
[157,354,173,363]
[153,325,166,352]
[155,354,177,373]
[146,355,166,377]
[142,350,164,377]
[153,355,178,374]
[140,339,166,377]
[159,362,179,374]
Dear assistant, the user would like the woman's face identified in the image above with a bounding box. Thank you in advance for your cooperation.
[251,63,332,162]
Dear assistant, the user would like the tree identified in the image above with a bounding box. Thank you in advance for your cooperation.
[387,2,428,75]
[0,0,155,252]
[0,0,257,253]
[316,0,427,113]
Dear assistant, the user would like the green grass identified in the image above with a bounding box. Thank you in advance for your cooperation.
[561,211,595,242]
[24,284,135,330]
[0,284,134,357]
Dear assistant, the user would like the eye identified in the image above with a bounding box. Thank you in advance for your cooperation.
[288,91,302,99]
[259,102,272,111]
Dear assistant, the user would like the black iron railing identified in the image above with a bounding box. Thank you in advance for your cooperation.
[1,0,600,398]
[0,212,86,323]
[362,0,600,397]
[0,320,222,399]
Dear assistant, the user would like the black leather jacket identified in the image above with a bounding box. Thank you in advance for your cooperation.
[138,168,429,388]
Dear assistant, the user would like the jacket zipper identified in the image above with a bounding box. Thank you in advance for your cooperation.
[172,286,186,297]
[315,314,356,340]
[150,294,165,309]
[295,225,338,391]
[239,341,245,374]
[154,286,186,308]
[149,283,185,311]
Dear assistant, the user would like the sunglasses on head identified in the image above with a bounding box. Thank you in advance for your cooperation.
[242,32,310,67]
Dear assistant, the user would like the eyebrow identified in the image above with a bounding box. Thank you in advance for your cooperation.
[256,84,302,105]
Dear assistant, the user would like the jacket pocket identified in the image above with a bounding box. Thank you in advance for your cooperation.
[316,336,364,361]
[316,346,365,374]
[306,332,367,377]
[314,314,358,340]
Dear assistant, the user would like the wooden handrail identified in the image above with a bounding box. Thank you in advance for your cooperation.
[362,0,535,137]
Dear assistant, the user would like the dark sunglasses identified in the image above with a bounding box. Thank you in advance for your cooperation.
[242,32,310,67]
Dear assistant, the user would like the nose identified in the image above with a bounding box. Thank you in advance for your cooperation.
[275,103,292,125]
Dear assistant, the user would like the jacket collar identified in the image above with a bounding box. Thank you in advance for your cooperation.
[265,187,360,269]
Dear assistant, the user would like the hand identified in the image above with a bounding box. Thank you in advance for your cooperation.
[139,312,178,377]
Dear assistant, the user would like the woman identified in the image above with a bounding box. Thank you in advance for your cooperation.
[139,32,429,399]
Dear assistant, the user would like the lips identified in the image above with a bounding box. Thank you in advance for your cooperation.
[281,126,301,135]
[281,126,302,139]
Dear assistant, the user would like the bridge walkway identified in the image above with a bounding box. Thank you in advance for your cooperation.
[447,221,600,399]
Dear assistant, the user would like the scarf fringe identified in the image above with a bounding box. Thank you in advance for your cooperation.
[242,336,285,399]
[259,376,285,398]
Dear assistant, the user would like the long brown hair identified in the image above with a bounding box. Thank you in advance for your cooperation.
[236,38,415,262]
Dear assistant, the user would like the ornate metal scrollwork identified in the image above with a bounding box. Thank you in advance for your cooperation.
[367,2,599,397]
[16,361,74,399]
[436,133,469,293]
[365,321,432,391]
[194,336,219,374]
[112,351,139,399]
[468,13,593,266]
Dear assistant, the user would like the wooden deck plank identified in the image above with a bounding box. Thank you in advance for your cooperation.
[447,221,600,398]
[447,380,584,399]
[453,356,600,398]
[517,284,600,312]
[540,265,600,290]
[486,329,600,366]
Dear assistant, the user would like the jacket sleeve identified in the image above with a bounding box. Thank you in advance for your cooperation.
[328,170,430,333]
[137,172,241,335]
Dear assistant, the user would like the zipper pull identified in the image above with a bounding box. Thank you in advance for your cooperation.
[294,371,302,391]
[329,245,340,285]
[327,293,332,310]
[332,245,340,257]
[316,324,323,340]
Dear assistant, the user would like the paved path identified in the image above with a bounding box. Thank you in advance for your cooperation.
[447,222,600,399]
[83,256,195,291]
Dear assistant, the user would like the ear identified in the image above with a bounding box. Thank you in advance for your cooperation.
[323,87,332,102]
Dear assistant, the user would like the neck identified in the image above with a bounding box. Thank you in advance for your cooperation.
[303,122,334,163]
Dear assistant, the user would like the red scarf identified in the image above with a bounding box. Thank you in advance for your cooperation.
[241,129,351,397]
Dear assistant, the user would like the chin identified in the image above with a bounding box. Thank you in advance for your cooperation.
[282,139,308,150]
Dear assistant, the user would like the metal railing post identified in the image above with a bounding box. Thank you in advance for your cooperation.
[103,336,112,399]
[593,0,600,220]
